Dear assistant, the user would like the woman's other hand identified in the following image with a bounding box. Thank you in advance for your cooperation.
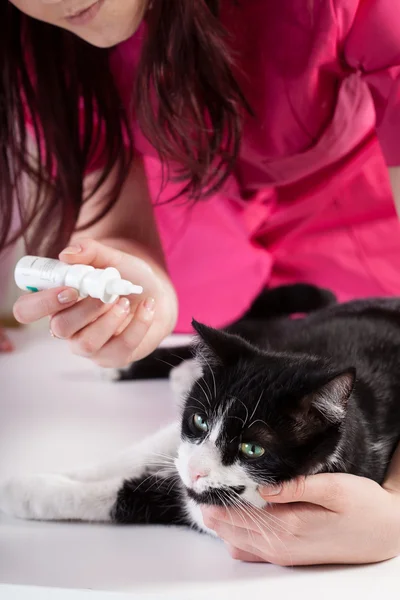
[13,238,177,368]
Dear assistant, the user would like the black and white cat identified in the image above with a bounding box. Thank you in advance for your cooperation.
[2,285,400,536]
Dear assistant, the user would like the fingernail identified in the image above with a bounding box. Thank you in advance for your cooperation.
[260,484,282,498]
[113,297,130,317]
[58,289,79,304]
[60,245,82,256]
[144,297,155,312]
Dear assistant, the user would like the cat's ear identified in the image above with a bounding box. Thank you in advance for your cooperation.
[191,319,257,366]
[301,369,356,425]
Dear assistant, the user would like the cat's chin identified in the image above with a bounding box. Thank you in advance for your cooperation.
[185,486,245,506]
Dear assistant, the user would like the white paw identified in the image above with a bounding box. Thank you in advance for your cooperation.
[0,474,71,521]
[170,359,203,399]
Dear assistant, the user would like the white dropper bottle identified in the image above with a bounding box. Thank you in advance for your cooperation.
[15,256,143,304]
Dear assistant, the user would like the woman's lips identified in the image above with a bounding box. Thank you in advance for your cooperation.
[65,0,105,26]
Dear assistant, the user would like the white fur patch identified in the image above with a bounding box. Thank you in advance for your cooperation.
[0,475,120,522]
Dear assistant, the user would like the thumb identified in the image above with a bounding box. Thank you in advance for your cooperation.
[259,474,351,511]
[59,238,127,270]
[59,238,152,279]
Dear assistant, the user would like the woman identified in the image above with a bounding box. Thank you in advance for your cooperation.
[2,0,400,564]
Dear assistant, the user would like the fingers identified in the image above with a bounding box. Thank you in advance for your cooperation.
[13,288,79,324]
[205,515,263,551]
[92,297,155,367]
[203,506,274,535]
[0,328,13,352]
[59,239,153,280]
[225,544,262,563]
[203,507,299,566]
[203,512,273,562]
[42,291,155,367]
[260,473,363,512]
[50,298,111,339]
[69,298,131,357]
[202,504,304,539]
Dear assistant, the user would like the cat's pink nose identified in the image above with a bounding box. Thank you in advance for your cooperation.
[189,467,209,482]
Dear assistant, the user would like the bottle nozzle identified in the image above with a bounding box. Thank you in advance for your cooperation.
[106,279,143,297]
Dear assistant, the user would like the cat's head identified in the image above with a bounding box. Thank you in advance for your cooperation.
[175,320,355,508]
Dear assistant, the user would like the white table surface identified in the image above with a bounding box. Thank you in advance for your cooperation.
[1,328,399,599]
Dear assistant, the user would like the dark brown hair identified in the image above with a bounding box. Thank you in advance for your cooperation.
[0,0,246,257]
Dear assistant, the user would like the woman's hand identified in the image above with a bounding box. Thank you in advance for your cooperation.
[13,238,178,368]
[202,469,400,566]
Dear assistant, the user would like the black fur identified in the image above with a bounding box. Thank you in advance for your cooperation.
[112,473,189,526]
[117,347,192,381]
[186,486,245,506]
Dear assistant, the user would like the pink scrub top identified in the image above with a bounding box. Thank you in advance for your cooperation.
[101,1,400,332]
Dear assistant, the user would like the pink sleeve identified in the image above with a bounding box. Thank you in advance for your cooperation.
[344,0,400,166]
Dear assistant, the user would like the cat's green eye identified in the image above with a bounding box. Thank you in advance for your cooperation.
[239,442,265,458]
[193,414,209,433]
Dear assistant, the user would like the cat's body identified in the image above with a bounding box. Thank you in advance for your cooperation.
[2,286,400,538]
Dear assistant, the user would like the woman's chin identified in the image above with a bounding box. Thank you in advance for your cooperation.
[67,23,138,48]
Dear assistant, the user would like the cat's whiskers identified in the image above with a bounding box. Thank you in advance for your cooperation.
[155,357,177,369]
[200,376,213,406]
[248,390,264,425]
[165,474,181,496]
[230,396,249,425]
[146,451,175,461]
[170,352,186,363]
[231,496,263,546]
[200,353,217,399]
[248,418,269,430]
[256,508,295,537]
[229,491,291,558]
[144,453,176,468]
[215,490,236,529]
[195,379,212,409]
[131,472,159,494]
[187,395,209,415]
[226,415,245,429]
[198,352,217,399]
[186,396,209,415]
[226,493,261,547]
[156,466,177,476]
[229,489,284,535]
[227,493,270,549]
[231,495,294,564]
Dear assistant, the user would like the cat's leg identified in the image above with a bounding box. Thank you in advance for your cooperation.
[0,423,187,524]
[0,471,190,526]
[0,474,123,522]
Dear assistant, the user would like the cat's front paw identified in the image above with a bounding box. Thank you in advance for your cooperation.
[0,476,34,519]
[0,474,68,521]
